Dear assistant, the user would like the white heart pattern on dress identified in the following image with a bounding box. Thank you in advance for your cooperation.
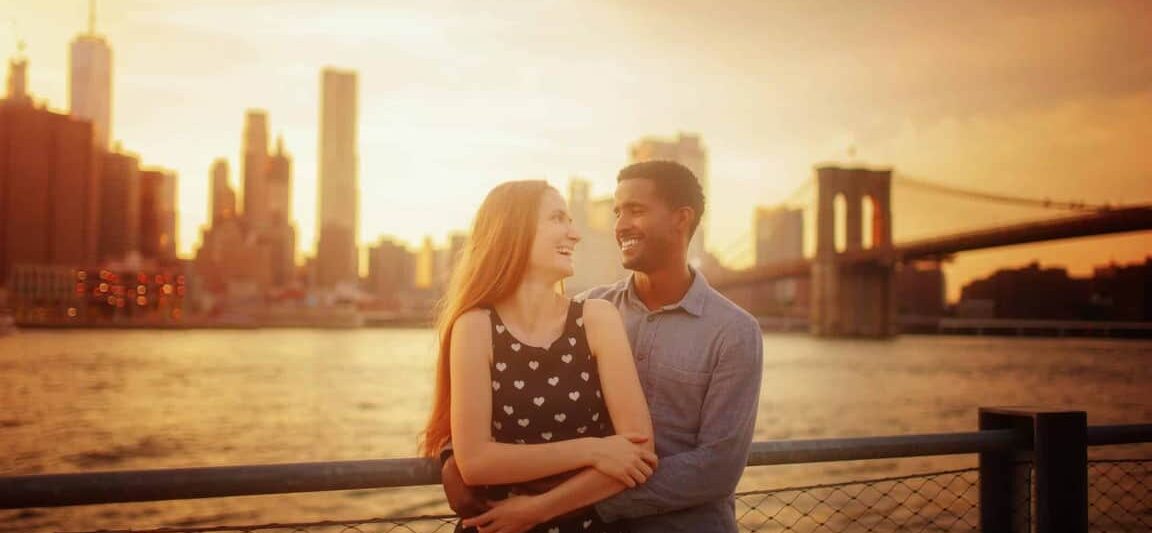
[596,390,602,398]
[493,421,502,430]
[554,413,566,422]
[577,426,587,434]
[518,418,530,427]
[503,405,514,415]
[514,380,525,389]
[568,391,580,401]
[576,317,584,328]
[496,324,506,334]
[592,412,599,421]
[528,360,539,370]
[547,376,559,386]
[496,362,507,372]
[533,396,545,406]
[511,342,521,352]
[549,528,559,533]
[516,439,525,444]
[581,372,590,381]
[568,337,576,346]
[561,354,573,364]
[492,381,501,391]
[541,432,553,441]
[583,519,593,529]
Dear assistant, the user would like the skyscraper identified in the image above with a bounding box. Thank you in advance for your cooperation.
[210,158,236,225]
[753,206,807,310]
[69,1,113,149]
[316,68,359,289]
[629,133,710,266]
[1,56,100,284]
[139,168,178,263]
[267,135,292,225]
[754,206,804,266]
[566,178,626,295]
[98,151,141,262]
[242,109,269,231]
[265,136,297,287]
[6,43,29,104]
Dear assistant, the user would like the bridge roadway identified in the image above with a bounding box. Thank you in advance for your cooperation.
[713,205,1152,289]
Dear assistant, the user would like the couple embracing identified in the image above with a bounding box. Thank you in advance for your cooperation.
[420,161,763,533]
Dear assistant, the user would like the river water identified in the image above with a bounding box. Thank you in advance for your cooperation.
[1,330,1149,531]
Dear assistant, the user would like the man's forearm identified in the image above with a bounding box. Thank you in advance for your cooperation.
[594,440,750,521]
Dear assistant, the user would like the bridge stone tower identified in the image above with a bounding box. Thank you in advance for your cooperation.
[811,166,897,337]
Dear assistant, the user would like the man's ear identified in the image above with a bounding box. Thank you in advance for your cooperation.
[676,206,697,241]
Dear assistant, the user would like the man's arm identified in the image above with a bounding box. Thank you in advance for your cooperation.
[594,317,763,521]
[440,454,490,518]
[474,316,764,523]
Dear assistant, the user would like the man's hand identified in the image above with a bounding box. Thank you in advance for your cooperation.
[442,455,489,518]
[460,495,545,533]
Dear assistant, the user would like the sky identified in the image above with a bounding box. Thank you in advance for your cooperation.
[3,0,1150,300]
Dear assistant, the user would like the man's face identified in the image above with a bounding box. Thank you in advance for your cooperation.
[613,178,686,272]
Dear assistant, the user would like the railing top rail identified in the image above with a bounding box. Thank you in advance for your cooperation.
[1,424,1148,510]
[748,429,1017,466]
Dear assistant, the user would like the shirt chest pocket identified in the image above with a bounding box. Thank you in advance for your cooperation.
[648,361,711,433]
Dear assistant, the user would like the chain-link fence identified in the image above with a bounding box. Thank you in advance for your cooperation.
[1088,459,1152,532]
[43,460,1150,533]
[60,468,991,533]
[735,468,980,532]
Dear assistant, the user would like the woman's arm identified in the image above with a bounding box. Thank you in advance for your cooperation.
[584,299,654,454]
[461,301,657,531]
[449,308,655,486]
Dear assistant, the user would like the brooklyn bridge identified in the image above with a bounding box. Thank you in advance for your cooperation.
[711,166,1152,338]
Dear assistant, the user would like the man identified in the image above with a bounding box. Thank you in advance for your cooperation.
[446,160,763,532]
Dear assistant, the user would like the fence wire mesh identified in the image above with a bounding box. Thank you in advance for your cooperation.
[59,468,990,533]
[1088,459,1152,532]
[50,459,1151,533]
[734,468,981,532]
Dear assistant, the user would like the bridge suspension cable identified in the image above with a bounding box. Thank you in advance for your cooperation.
[782,178,814,207]
[893,175,1112,212]
[708,225,754,268]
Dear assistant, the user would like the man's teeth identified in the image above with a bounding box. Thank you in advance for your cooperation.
[621,238,638,249]
[557,246,573,255]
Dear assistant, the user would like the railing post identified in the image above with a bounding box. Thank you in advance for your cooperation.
[979,407,1087,533]
[979,408,1032,533]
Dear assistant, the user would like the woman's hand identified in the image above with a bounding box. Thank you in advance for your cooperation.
[588,433,658,487]
[460,495,544,533]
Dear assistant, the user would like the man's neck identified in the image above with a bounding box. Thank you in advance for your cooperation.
[632,264,694,312]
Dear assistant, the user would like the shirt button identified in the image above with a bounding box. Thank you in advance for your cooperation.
[646,315,656,322]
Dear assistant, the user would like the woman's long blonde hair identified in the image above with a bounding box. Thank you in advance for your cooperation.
[419,180,553,457]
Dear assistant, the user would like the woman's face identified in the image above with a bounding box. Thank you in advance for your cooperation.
[527,188,581,280]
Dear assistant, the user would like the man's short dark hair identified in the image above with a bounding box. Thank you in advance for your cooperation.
[617,160,706,237]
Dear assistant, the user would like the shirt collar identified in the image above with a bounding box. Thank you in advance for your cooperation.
[624,266,710,317]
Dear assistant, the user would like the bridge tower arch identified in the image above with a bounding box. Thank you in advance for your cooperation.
[811,166,896,337]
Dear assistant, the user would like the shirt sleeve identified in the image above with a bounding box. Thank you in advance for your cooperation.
[595,317,764,521]
[438,440,454,466]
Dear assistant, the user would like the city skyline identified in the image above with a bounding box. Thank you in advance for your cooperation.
[3,0,1150,300]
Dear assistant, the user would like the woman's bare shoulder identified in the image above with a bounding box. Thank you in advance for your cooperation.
[452,308,493,342]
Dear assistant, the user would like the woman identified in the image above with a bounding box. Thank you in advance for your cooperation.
[420,180,656,533]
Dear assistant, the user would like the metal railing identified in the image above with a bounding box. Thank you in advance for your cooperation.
[2,408,1150,533]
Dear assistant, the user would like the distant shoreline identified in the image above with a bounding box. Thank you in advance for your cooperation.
[8,317,1150,339]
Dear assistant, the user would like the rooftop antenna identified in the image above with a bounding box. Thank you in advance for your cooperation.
[88,0,97,34]
[10,20,25,58]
